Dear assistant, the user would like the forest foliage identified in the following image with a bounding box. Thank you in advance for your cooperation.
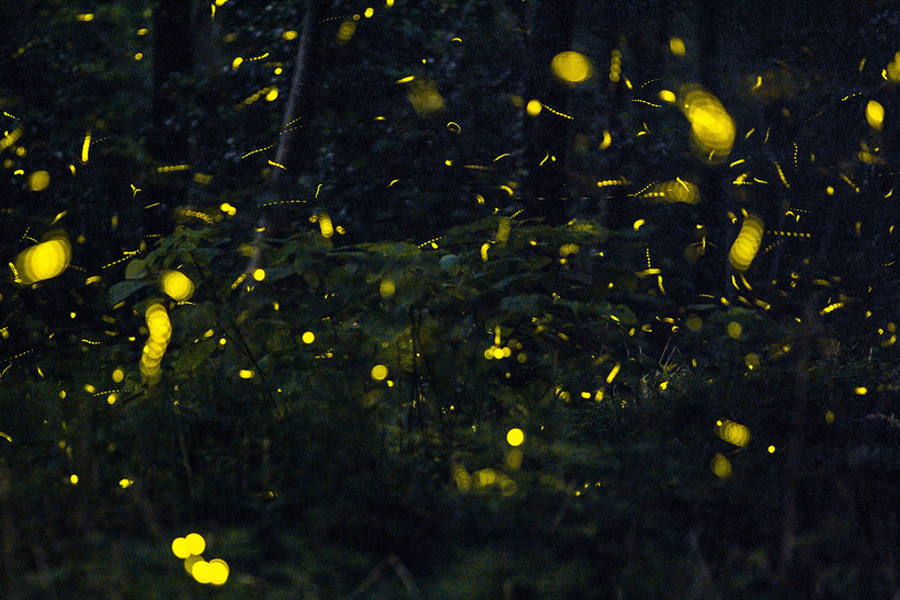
[2,1,900,598]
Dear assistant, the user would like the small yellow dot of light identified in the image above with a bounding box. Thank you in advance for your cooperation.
[767,445,775,453]
[302,331,315,344]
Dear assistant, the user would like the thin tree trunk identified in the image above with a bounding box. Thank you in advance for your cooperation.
[271,0,319,190]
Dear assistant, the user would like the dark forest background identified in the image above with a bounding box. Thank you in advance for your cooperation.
[2,0,900,598]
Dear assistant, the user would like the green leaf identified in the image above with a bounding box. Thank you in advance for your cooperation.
[172,338,216,373]
[501,294,549,317]
[108,279,150,306]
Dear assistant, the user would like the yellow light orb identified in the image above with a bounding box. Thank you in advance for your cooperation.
[208,558,229,585]
[159,270,194,301]
[172,537,191,559]
[16,237,71,284]
[685,314,702,332]
[866,100,884,131]
[192,560,212,583]
[506,428,525,447]
[711,453,732,479]
[550,51,593,85]
[185,532,206,556]
[371,364,388,381]
[27,170,50,191]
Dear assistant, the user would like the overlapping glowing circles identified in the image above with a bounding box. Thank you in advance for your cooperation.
[171,537,191,559]
[317,211,334,238]
[866,100,884,131]
[550,51,593,86]
[14,233,71,285]
[27,170,50,191]
[145,304,171,340]
[680,85,735,162]
[728,214,763,272]
[206,558,229,585]
[717,419,751,447]
[159,270,194,301]
[141,303,171,381]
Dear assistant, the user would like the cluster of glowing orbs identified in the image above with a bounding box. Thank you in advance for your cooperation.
[866,100,884,131]
[316,211,334,238]
[191,558,230,585]
[172,533,205,558]
[172,533,229,585]
[453,464,517,495]
[159,270,194,301]
[484,345,512,360]
[680,85,735,162]
[140,303,171,382]
[728,214,763,272]
[13,234,71,285]
[550,51,593,86]
[717,419,751,447]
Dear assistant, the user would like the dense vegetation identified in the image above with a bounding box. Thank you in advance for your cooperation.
[2,1,900,598]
